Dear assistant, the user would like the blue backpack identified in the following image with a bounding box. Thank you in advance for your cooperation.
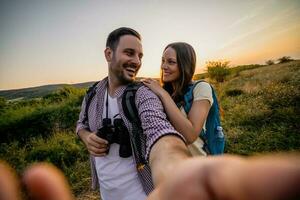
[181,80,225,155]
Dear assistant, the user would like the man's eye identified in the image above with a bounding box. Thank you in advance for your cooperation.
[125,51,133,56]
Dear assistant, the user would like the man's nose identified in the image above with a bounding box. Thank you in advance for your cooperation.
[132,55,141,66]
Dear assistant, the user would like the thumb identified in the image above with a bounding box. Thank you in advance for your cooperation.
[22,163,74,200]
[0,161,21,200]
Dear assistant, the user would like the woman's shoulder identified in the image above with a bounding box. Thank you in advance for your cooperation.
[192,81,213,105]
[193,81,211,92]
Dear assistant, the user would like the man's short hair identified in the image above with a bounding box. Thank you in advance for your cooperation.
[106,27,141,51]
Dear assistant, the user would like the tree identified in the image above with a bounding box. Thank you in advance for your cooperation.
[206,60,231,82]
[266,60,274,65]
[277,56,293,64]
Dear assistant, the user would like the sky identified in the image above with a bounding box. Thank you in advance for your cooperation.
[0,0,300,90]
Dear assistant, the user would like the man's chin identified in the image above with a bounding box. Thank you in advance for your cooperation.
[121,75,136,84]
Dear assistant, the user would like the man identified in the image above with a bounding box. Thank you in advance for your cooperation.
[76,27,190,200]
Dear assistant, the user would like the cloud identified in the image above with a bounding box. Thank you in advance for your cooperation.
[218,5,299,51]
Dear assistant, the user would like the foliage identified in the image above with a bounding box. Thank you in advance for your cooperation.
[206,60,231,82]
[193,73,207,80]
[225,89,244,97]
[0,86,85,143]
[0,97,7,111]
[0,132,90,194]
[266,60,275,65]
[217,60,300,155]
[277,56,293,64]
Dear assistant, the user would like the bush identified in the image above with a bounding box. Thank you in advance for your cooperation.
[266,60,274,65]
[277,56,293,64]
[0,132,90,194]
[0,97,7,111]
[225,89,244,97]
[206,60,231,82]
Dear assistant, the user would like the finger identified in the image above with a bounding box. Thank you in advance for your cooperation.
[22,163,74,200]
[89,134,109,144]
[90,152,107,157]
[0,161,21,200]
[88,146,108,155]
[142,78,152,84]
[87,138,108,149]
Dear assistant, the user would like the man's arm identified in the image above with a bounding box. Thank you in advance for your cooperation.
[147,155,300,200]
[135,86,191,186]
[149,135,191,186]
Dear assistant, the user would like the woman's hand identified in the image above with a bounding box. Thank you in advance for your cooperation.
[142,78,167,98]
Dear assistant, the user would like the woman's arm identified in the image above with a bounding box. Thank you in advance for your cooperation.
[142,79,211,144]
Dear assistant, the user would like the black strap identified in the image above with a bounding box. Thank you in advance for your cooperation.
[122,82,146,165]
[82,81,100,126]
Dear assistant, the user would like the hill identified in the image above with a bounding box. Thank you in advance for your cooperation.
[217,60,300,154]
[0,82,96,100]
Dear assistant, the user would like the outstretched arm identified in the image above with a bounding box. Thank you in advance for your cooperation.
[149,135,191,186]
[147,155,300,200]
[142,78,210,144]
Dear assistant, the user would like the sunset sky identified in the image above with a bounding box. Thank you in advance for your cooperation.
[1,0,299,90]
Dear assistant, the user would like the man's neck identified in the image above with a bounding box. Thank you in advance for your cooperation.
[107,76,124,96]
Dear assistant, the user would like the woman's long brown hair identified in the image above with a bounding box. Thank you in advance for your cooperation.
[161,42,196,104]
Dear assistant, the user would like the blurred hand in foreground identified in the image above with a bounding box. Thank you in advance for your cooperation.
[0,161,74,200]
[1,154,300,200]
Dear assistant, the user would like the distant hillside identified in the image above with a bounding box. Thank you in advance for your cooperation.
[0,81,96,100]
[0,61,295,100]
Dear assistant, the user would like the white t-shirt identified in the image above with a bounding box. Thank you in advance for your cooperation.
[94,89,147,200]
[180,82,213,156]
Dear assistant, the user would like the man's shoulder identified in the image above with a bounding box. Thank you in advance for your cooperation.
[136,84,157,98]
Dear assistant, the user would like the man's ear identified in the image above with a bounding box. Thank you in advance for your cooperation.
[105,47,113,62]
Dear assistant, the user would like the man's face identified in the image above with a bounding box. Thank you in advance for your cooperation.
[108,35,143,84]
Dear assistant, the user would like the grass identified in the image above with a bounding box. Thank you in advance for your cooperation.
[214,60,300,155]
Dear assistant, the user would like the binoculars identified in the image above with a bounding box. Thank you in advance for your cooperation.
[96,118,132,158]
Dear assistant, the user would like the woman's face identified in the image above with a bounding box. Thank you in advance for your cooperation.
[161,47,180,83]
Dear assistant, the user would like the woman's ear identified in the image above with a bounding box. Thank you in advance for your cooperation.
[105,47,113,62]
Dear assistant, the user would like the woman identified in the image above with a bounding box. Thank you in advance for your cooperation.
[142,42,213,156]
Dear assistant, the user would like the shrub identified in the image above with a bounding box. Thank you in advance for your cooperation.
[0,97,7,111]
[206,60,231,82]
[193,73,207,80]
[266,60,274,65]
[277,56,293,64]
[225,89,244,97]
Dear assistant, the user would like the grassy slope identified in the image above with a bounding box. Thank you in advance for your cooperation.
[215,60,300,155]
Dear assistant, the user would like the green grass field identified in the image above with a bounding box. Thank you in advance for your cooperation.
[0,60,299,199]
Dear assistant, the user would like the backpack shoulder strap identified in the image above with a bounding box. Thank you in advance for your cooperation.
[122,82,146,165]
[183,80,206,113]
[122,82,143,123]
[82,81,100,125]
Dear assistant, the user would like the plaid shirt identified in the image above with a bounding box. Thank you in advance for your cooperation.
[76,77,185,195]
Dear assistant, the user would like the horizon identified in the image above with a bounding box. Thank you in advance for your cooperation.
[1,0,300,90]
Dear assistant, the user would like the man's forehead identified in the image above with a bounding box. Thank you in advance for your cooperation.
[118,35,142,50]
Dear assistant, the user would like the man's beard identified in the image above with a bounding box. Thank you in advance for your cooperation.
[114,62,139,84]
